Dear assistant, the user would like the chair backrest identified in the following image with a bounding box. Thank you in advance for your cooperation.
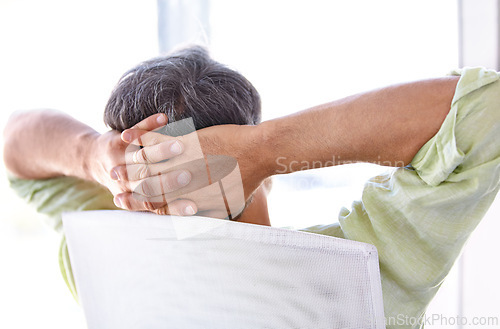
[63,210,385,329]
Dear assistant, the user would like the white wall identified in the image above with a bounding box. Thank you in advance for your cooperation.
[0,1,158,328]
[459,0,500,69]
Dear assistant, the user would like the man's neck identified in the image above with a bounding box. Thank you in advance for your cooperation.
[236,186,270,226]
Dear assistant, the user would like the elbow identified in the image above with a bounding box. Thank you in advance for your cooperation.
[3,111,24,177]
[3,109,62,179]
[3,109,50,178]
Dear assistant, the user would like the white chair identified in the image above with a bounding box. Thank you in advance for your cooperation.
[63,210,385,329]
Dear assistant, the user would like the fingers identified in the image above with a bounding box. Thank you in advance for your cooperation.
[114,167,245,220]
[114,192,197,216]
[114,192,166,212]
[131,113,168,130]
[130,170,192,198]
[130,158,210,197]
[154,199,197,216]
[121,113,169,145]
[122,129,178,146]
[111,154,245,219]
[112,161,179,181]
[125,139,184,164]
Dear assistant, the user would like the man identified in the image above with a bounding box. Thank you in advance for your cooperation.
[4,46,500,328]
[4,45,271,298]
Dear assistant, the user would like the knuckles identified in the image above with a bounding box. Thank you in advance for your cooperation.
[137,164,151,180]
[119,196,131,210]
[140,180,154,197]
[116,166,128,181]
[143,201,157,212]
[160,174,175,193]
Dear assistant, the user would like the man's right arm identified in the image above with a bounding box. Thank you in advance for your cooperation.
[3,109,195,215]
[3,109,99,181]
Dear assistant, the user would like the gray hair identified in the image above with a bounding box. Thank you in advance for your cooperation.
[104,46,261,131]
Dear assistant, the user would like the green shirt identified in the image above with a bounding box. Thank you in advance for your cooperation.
[8,175,118,298]
[9,67,500,329]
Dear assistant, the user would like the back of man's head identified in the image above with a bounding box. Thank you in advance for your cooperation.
[104,46,261,131]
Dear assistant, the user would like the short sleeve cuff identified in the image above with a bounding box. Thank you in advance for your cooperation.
[411,67,499,186]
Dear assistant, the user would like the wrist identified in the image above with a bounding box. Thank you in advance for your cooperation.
[76,131,100,181]
[252,120,283,178]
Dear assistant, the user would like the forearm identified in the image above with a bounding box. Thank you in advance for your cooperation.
[3,109,98,180]
[258,76,460,175]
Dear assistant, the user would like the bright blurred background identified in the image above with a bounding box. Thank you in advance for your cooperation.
[0,0,498,328]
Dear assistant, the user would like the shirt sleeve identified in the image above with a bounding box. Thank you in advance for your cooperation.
[8,173,118,232]
[8,173,119,300]
[302,67,500,328]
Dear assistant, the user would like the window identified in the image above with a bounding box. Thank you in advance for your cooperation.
[159,0,459,228]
